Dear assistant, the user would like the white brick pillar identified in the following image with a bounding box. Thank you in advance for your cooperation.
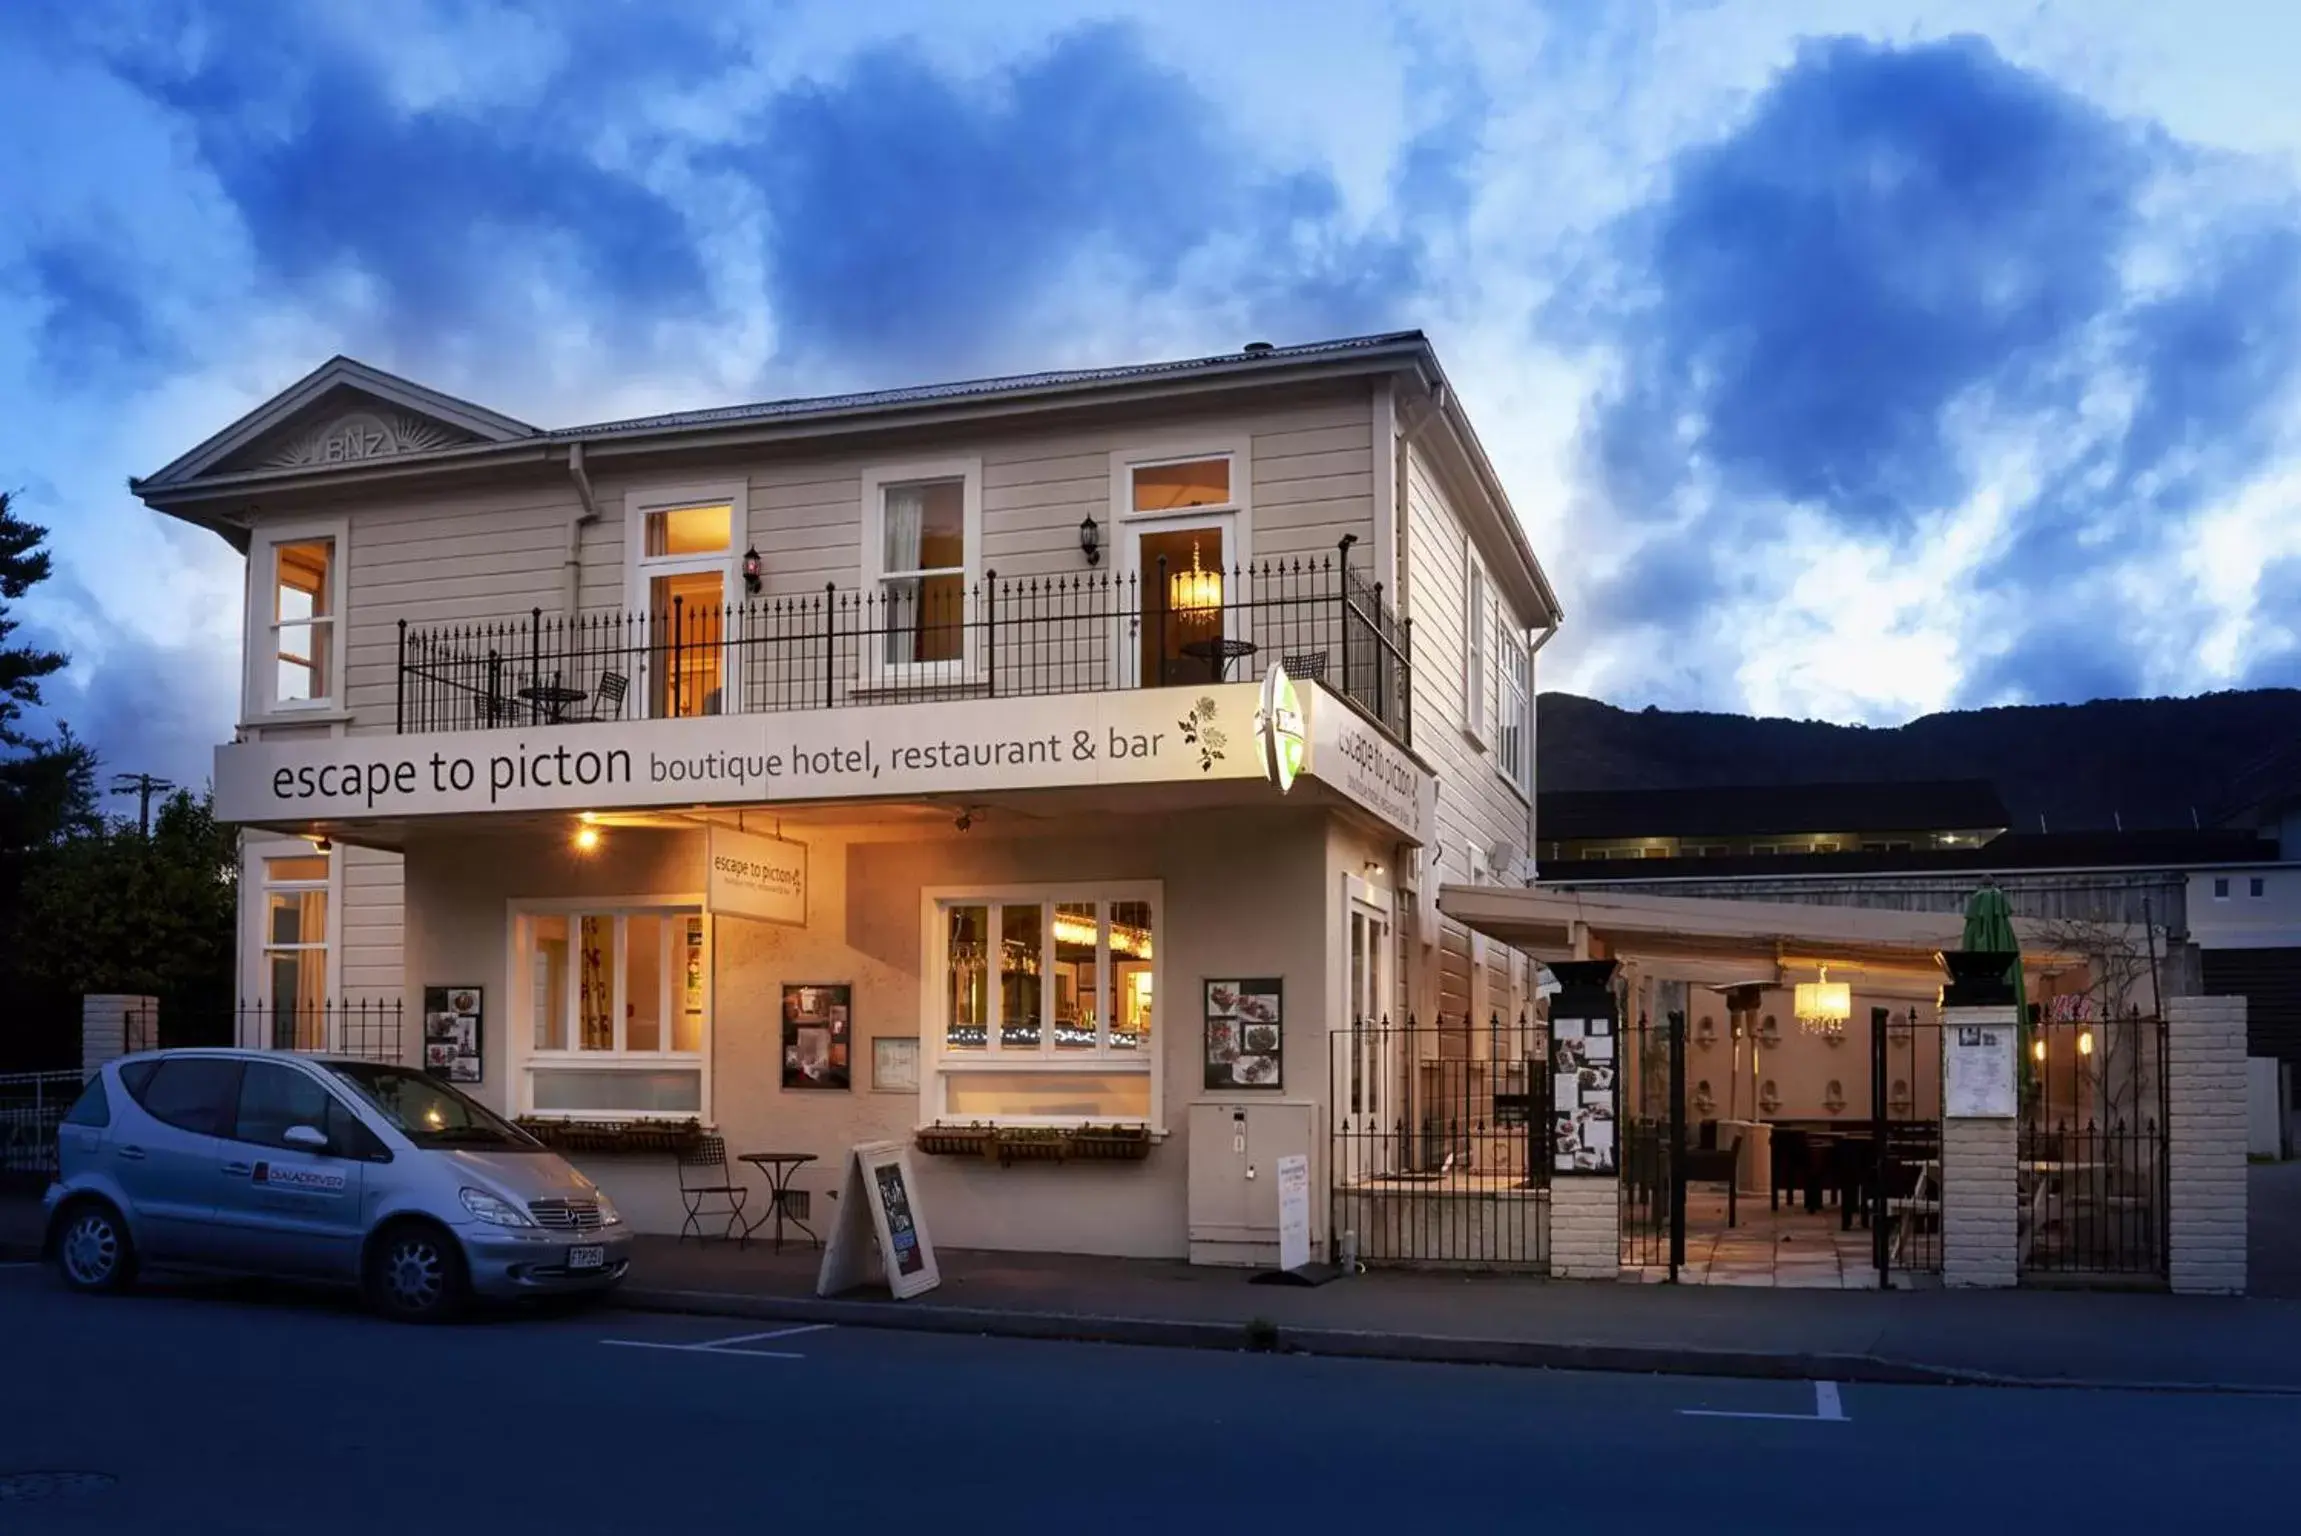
[2167,994,2248,1295]
[1940,1005,2019,1288]
[80,995,157,1077]
[1549,1179,1620,1280]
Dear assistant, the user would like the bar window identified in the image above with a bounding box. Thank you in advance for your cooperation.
[519,904,709,1121]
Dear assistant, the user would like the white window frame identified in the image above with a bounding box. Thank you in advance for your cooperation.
[1463,548,1490,749]
[625,482,745,721]
[1109,439,1251,527]
[861,457,983,688]
[921,880,1161,1128]
[507,894,712,1123]
[244,519,349,719]
[2213,877,2231,900]
[1495,623,1531,799]
[241,838,342,1047]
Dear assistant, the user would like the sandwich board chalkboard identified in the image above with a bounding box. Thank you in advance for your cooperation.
[815,1140,940,1300]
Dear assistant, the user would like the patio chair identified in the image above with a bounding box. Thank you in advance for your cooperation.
[676,1135,748,1245]
[1887,1161,1940,1266]
[1282,650,1329,681]
[1680,1125,1740,1228]
[588,670,629,722]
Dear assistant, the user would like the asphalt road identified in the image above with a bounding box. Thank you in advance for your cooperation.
[0,1262,2292,1534]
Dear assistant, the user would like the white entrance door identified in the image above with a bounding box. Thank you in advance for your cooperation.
[1120,513,1241,690]
[1338,895,1398,1185]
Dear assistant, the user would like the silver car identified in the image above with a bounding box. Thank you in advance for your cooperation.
[42,1048,632,1320]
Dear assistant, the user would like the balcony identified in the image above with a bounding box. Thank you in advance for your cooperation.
[396,547,1412,746]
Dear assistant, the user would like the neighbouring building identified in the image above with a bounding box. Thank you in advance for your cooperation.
[132,332,1562,1262]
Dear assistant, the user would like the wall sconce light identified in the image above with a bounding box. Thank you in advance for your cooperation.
[572,824,602,854]
[309,835,332,853]
[2077,1029,2095,1057]
[1079,514,1101,567]
[2031,1037,2047,1063]
[742,546,763,594]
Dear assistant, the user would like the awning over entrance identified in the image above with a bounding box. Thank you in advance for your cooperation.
[1439,883,2092,982]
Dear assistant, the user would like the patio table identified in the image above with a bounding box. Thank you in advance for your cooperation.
[737,1152,820,1253]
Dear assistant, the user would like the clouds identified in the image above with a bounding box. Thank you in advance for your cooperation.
[1576,31,2301,710]
[3,1,2301,803]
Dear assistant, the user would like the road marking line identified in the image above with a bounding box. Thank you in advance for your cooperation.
[701,1324,835,1347]
[1680,1380,1851,1423]
[599,1340,806,1359]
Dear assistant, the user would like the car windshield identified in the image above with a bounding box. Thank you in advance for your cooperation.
[325,1064,541,1151]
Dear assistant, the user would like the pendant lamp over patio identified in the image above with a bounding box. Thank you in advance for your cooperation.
[1794,964,1850,1035]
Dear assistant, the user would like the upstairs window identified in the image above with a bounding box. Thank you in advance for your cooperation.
[1463,557,1489,747]
[1496,627,1530,795]
[248,524,345,715]
[1131,457,1233,512]
[630,490,739,720]
[865,460,981,681]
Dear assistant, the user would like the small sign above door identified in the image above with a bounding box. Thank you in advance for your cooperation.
[707,826,808,926]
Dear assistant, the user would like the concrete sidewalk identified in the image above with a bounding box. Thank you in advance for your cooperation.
[13,1191,2301,1392]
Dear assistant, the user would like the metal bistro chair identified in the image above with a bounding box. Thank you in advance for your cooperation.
[1282,650,1329,682]
[676,1135,749,1245]
[588,670,630,722]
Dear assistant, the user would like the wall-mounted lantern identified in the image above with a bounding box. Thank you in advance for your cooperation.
[742,546,763,595]
[1079,514,1102,567]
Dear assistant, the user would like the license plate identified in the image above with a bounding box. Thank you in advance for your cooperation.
[567,1245,605,1272]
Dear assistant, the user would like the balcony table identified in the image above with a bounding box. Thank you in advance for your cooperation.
[737,1151,821,1252]
[516,682,589,723]
[1178,635,1259,682]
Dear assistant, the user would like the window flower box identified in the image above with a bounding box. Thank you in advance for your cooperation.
[912,1123,1155,1165]
[516,1117,704,1157]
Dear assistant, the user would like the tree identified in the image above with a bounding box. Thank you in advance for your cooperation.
[17,789,239,1014]
[0,490,67,748]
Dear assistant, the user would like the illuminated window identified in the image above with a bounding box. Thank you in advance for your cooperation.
[1130,457,1232,512]
[629,487,741,720]
[259,852,330,1049]
[249,526,344,714]
[931,886,1158,1124]
[517,904,708,1119]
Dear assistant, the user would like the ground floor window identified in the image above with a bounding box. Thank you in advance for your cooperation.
[246,843,334,1050]
[514,902,708,1119]
[928,884,1157,1124]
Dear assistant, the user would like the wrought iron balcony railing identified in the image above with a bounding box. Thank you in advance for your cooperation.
[397,545,1411,746]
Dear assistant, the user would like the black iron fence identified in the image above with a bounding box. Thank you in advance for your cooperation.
[1619,1011,1674,1272]
[1329,1014,1550,1271]
[174,999,408,1065]
[1873,1008,1943,1280]
[0,1069,84,1186]
[398,546,1412,746]
[2018,1012,2168,1282]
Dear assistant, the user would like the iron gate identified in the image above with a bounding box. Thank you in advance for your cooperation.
[2018,1012,2168,1282]
[1871,1007,1943,1282]
[1617,1010,1678,1273]
[1330,1014,1550,1270]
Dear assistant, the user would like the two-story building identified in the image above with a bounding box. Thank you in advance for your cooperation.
[133,332,1561,1263]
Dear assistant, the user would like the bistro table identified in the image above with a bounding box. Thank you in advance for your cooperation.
[738,1151,820,1252]
[1179,636,1259,682]
[516,682,590,723]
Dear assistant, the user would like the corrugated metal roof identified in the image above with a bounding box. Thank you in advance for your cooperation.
[557,331,1427,438]
[1538,781,2012,841]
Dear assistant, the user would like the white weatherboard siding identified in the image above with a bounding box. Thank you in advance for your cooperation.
[241,385,1380,1016]
[1400,438,1539,1035]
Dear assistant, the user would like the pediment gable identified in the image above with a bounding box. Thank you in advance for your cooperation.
[139,356,536,490]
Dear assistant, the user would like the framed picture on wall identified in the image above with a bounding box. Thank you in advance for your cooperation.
[422,985,483,1084]
[783,983,852,1091]
[1203,978,1282,1090]
[872,1036,920,1094]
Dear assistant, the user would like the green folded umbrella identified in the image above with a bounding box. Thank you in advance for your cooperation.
[1961,884,2029,1099]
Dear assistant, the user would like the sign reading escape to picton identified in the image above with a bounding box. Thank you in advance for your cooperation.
[216,682,1438,842]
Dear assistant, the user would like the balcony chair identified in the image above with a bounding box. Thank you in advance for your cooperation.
[588,670,629,722]
[1282,650,1329,682]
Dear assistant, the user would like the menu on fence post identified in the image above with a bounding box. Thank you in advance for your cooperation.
[816,1140,941,1300]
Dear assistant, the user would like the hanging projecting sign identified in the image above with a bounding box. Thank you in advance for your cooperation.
[706,826,807,926]
[1256,664,1305,792]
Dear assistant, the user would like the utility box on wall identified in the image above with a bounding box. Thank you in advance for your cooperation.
[1186,1101,1319,1266]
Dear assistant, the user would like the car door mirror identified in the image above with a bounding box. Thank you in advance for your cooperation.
[282,1124,329,1152]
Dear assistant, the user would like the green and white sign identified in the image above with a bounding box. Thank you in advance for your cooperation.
[1257,663,1305,792]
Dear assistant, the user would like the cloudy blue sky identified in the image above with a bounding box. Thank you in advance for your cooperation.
[3,0,2299,799]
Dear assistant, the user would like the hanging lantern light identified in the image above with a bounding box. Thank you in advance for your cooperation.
[1794,963,1851,1035]
[1169,541,1223,615]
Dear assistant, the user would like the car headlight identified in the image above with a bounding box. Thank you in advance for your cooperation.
[459,1188,533,1227]
[593,1190,623,1227]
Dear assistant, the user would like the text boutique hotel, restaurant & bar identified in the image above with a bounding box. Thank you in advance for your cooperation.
[135,333,1560,1263]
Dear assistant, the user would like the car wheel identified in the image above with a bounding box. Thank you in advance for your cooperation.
[54,1200,137,1295]
[365,1221,469,1323]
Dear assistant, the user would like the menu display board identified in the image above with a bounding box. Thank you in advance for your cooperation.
[1204,978,1284,1090]
[816,1140,941,1300]
[422,986,483,1084]
[1945,1023,2016,1117]
[1548,1015,1618,1175]
[782,982,852,1091]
